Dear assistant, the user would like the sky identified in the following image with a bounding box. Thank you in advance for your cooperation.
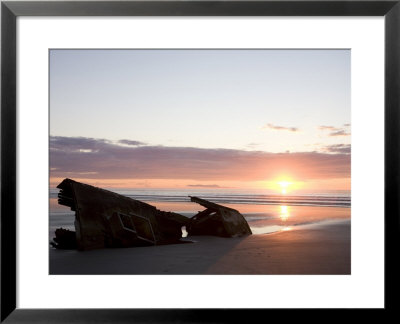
[50,49,351,192]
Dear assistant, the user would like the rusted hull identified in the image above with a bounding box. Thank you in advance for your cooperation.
[53,179,252,250]
[50,228,77,250]
[56,179,188,250]
[187,196,252,237]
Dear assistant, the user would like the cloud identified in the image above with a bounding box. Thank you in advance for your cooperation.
[318,125,351,137]
[50,136,350,181]
[329,130,351,137]
[50,136,109,152]
[323,144,351,154]
[245,143,261,149]
[187,184,222,188]
[319,125,337,131]
[263,123,299,132]
[118,139,146,146]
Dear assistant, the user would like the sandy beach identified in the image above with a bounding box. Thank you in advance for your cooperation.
[49,219,350,275]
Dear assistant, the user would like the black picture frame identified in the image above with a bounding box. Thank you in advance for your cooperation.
[1,0,399,322]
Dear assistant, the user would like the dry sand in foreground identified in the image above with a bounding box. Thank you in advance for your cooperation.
[49,219,350,275]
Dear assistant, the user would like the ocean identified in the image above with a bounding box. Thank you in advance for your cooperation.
[49,188,351,238]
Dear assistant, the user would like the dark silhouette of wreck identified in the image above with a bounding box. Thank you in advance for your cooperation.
[187,196,252,237]
[52,179,251,250]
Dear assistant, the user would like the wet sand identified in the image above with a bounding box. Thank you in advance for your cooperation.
[49,219,350,275]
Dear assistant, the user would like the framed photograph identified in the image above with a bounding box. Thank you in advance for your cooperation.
[1,0,399,322]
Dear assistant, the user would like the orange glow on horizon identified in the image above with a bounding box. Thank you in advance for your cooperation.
[50,175,350,192]
[263,176,303,194]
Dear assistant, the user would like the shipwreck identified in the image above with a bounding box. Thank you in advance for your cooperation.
[52,179,251,250]
[187,196,252,238]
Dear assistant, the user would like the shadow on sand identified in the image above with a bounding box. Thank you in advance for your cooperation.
[49,235,248,275]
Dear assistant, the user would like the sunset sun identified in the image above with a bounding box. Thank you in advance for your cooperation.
[277,180,292,194]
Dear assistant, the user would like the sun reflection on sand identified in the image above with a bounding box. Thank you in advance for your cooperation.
[279,205,290,221]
